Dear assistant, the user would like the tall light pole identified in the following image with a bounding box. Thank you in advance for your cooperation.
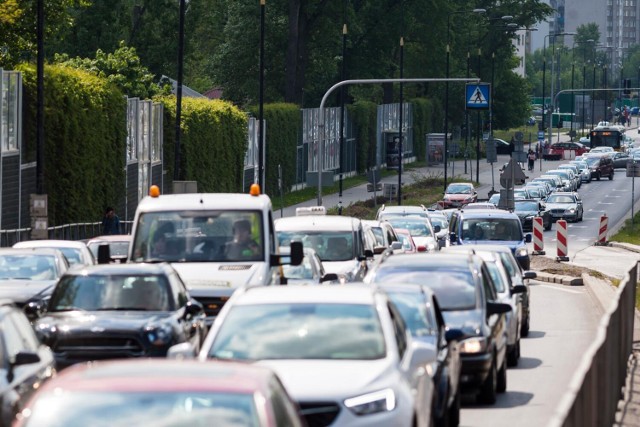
[397,1,404,205]
[545,32,575,149]
[174,0,186,182]
[36,0,44,194]
[444,8,486,191]
[258,0,265,190]
[338,0,347,214]
[581,39,595,135]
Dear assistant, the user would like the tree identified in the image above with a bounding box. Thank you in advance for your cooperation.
[574,23,600,47]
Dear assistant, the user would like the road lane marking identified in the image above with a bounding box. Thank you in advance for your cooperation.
[538,284,583,294]
[598,202,614,205]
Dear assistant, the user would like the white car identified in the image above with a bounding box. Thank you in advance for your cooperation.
[14,240,96,267]
[588,146,614,154]
[173,285,436,427]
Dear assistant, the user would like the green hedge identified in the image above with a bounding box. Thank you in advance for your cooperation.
[348,101,378,173]
[19,63,126,226]
[158,96,248,193]
[247,103,300,197]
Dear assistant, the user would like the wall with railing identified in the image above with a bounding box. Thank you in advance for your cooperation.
[0,221,134,247]
[549,262,638,426]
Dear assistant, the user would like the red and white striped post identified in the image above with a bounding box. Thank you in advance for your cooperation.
[556,219,569,261]
[597,214,608,246]
[532,216,545,255]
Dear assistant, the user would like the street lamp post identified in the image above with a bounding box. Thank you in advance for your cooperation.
[36,0,44,194]
[338,2,347,215]
[258,0,265,190]
[545,32,576,149]
[174,0,186,182]
[444,8,486,192]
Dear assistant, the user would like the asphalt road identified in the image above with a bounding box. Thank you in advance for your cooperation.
[460,280,601,427]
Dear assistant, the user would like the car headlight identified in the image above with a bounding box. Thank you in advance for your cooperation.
[145,323,173,346]
[459,337,488,354]
[567,208,576,213]
[516,247,528,258]
[344,389,396,416]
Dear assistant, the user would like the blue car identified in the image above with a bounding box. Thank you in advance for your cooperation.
[631,107,639,116]
[448,209,532,270]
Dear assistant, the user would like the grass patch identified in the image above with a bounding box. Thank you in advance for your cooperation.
[609,215,640,246]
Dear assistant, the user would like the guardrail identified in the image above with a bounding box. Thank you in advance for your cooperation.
[0,221,134,247]
[549,262,638,426]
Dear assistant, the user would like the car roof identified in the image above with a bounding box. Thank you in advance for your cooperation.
[14,240,88,249]
[63,262,175,276]
[0,247,65,256]
[457,209,519,219]
[31,359,276,394]
[377,282,436,300]
[86,235,131,243]
[445,243,513,254]
[377,252,476,269]
[234,284,378,305]
[136,193,273,213]
[275,215,360,232]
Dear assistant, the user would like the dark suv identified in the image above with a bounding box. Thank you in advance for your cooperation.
[448,209,532,270]
[364,252,511,404]
[584,153,614,181]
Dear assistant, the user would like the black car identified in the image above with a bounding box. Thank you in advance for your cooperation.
[365,253,511,404]
[611,151,630,169]
[380,283,462,425]
[30,263,206,369]
[0,300,56,426]
[512,199,552,231]
[584,153,614,180]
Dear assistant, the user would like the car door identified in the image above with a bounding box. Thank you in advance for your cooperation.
[480,265,507,369]
[169,272,205,346]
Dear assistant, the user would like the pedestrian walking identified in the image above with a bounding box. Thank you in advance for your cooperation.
[101,207,121,235]
[527,149,536,171]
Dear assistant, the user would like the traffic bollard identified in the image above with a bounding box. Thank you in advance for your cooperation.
[597,214,608,246]
[556,219,569,261]
[532,216,545,255]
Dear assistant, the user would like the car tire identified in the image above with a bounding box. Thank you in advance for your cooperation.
[477,359,497,404]
[507,341,519,367]
[449,391,461,427]
[596,172,601,181]
[521,315,530,337]
[544,220,552,231]
[497,357,507,393]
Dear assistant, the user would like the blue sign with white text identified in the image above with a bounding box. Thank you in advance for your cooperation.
[466,83,490,110]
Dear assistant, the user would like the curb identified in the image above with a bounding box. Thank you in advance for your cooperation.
[534,271,583,286]
[609,241,640,254]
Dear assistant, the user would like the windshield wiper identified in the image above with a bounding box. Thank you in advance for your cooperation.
[51,307,87,312]
[95,307,148,311]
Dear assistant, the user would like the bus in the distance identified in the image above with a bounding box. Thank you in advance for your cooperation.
[589,126,624,151]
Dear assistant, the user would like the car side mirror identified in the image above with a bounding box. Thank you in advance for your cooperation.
[433,225,442,233]
[364,249,374,259]
[184,300,204,318]
[13,351,41,367]
[289,241,304,266]
[409,340,437,373]
[487,301,512,316]
[24,300,47,321]
[167,343,197,360]
[391,241,403,250]
[97,243,111,264]
[449,232,457,243]
[525,234,532,243]
[511,285,527,294]
[523,270,537,280]
[320,273,339,283]
[445,328,465,343]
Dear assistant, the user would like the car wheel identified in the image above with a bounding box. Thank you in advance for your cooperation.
[477,359,497,404]
[596,172,601,181]
[449,391,461,427]
[497,356,507,393]
[544,219,552,231]
[507,342,519,367]
[521,315,530,337]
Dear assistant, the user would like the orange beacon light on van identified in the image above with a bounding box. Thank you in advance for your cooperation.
[149,185,160,198]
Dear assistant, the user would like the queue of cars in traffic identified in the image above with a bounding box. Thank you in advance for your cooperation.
[0,138,628,426]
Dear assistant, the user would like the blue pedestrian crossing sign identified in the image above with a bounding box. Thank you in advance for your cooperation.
[466,83,490,110]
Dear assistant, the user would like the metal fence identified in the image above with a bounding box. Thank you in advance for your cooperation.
[549,262,638,427]
[0,221,134,247]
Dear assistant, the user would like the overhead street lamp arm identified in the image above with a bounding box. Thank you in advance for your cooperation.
[315,78,480,206]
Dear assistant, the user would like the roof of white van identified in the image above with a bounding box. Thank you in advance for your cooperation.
[135,193,273,213]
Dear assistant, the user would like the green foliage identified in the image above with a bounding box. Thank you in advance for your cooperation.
[54,42,165,99]
[347,101,378,173]
[247,103,300,197]
[17,63,126,225]
[157,96,248,193]
[575,23,601,46]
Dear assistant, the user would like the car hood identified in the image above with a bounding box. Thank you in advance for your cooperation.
[441,308,484,337]
[0,280,57,303]
[545,202,577,210]
[445,194,473,201]
[412,236,439,248]
[171,262,269,297]
[322,260,363,278]
[257,358,397,399]
[38,311,173,332]
[514,210,538,218]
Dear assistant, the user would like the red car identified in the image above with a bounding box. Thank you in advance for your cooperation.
[15,359,305,427]
[438,182,477,208]
[544,142,590,160]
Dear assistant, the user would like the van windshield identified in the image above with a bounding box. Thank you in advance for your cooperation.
[130,211,264,263]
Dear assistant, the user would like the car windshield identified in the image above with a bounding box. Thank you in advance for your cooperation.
[88,242,130,259]
[547,171,570,180]
[546,195,575,204]
[131,211,264,263]
[57,248,85,265]
[369,267,477,310]
[428,216,448,229]
[48,274,174,312]
[461,218,523,241]
[282,255,314,280]
[378,208,427,220]
[445,184,473,194]
[209,303,386,360]
[21,391,261,427]
[0,254,58,280]
[396,232,415,251]
[514,201,539,212]
[386,218,434,237]
[277,231,354,262]
[386,291,436,336]
[484,261,506,293]
[585,156,603,166]
[368,227,385,246]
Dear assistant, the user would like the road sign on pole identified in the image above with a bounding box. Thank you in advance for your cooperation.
[465,83,490,110]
